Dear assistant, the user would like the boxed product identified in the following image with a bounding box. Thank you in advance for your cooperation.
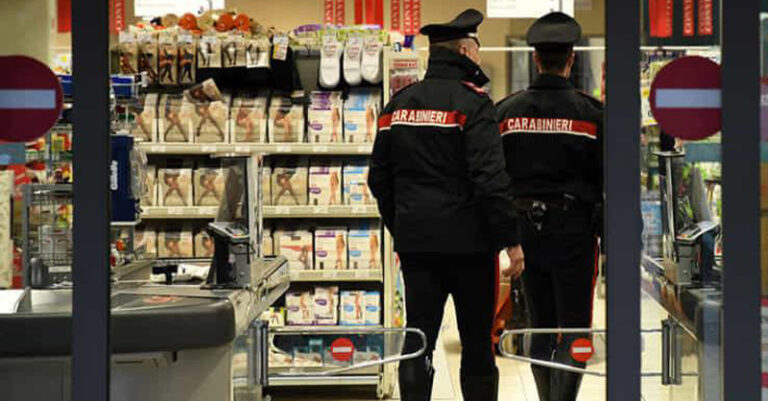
[222,33,247,68]
[191,94,231,143]
[309,162,342,206]
[353,345,383,365]
[135,225,157,257]
[140,164,157,207]
[158,30,178,86]
[158,225,194,258]
[261,164,272,205]
[364,291,381,326]
[177,33,196,85]
[138,32,159,85]
[313,286,339,325]
[269,346,294,368]
[129,93,158,142]
[344,88,381,143]
[343,162,373,205]
[194,228,215,258]
[261,307,286,327]
[340,291,366,326]
[194,165,225,206]
[232,95,268,143]
[272,159,309,206]
[261,227,274,256]
[348,221,381,270]
[286,291,314,325]
[269,94,305,143]
[158,166,193,206]
[314,227,348,270]
[159,94,195,143]
[118,31,139,75]
[293,338,324,368]
[274,228,313,270]
[308,91,343,143]
[198,33,222,69]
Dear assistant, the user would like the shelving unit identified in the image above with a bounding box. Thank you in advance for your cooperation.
[138,142,373,156]
[290,269,383,282]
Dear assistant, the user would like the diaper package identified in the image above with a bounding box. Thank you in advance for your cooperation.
[348,221,381,270]
[308,91,343,143]
[309,162,342,206]
[314,227,348,270]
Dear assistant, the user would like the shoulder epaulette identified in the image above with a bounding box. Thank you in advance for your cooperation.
[461,81,489,97]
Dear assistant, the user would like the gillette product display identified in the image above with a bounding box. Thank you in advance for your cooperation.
[313,286,339,325]
[274,228,313,271]
[308,92,343,143]
[286,291,314,325]
[309,161,342,206]
[314,227,347,270]
[344,88,381,143]
[348,222,381,270]
[343,162,373,205]
[272,159,309,206]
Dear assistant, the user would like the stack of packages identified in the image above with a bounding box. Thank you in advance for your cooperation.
[283,287,380,327]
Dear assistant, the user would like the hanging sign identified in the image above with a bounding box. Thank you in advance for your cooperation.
[403,0,413,34]
[113,0,126,33]
[698,0,714,36]
[335,0,346,25]
[325,0,335,25]
[391,0,401,31]
[682,0,694,37]
[487,0,574,19]
[411,0,421,33]
[354,0,364,24]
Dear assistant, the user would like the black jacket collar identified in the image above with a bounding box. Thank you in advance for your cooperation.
[425,47,490,87]
[530,74,574,90]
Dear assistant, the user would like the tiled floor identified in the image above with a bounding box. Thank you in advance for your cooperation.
[272,281,701,401]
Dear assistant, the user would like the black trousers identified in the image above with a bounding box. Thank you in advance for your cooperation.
[400,252,498,377]
[520,207,598,366]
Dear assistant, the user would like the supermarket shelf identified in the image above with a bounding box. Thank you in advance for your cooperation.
[290,269,384,282]
[263,205,379,218]
[267,374,380,387]
[272,325,384,334]
[140,206,218,219]
[137,142,373,156]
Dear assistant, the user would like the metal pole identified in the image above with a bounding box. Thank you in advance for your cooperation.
[722,0,761,400]
[605,0,642,399]
[71,0,111,399]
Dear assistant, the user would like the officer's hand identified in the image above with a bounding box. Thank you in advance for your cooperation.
[503,245,525,280]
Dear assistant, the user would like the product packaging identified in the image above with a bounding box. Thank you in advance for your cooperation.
[194,165,225,206]
[344,88,381,143]
[293,338,324,367]
[348,221,381,270]
[269,94,305,143]
[261,307,286,327]
[274,228,314,271]
[222,33,247,68]
[135,225,157,257]
[314,227,347,270]
[198,33,222,69]
[286,291,314,325]
[261,164,272,205]
[343,161,373,205]
[340,291,366,325]
[118,31,139,75]
[231,95,268,143]
[308,91,343,143]
[261,227,274,256]
[247,36,271,69]
[194,228,215,258]
[270,347,294,368]
[192,94,230,143]
[313,286,339,325]
[177,33,196,85]
[158,30,178,86]
[158,166,193,207]
[129,93,158,142]
[364,291,381,326]
[272,159,309,206]
[140,164,157,208]
[138,31,159,85]
[309,161,342,206]
[159,94,195,143]
[353,345,383,365]
[158,225,194,258]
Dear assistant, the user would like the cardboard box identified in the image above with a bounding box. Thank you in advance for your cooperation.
[315,227,347,270]
[135,225,157,257]
[261,307,285,327]
[274,229,313,271]
[269,95,305,143]
[364,292,381,326]
[340,291,366,325]
[314,286,339,325]
[309,162,342,206]
[348,221,381,270]
[129,93,158,142]
[344,88,381,143]
[158,167,193,207]
[194,166,225,206]
[140,164,157,207]
[286,291,314,325]
[194,228,215,258]
[158,225,194,258]
[272,159,309,206]
[262,227,274,256]
[232,95,268,143]
[192,95,230,143]
[308,91,343,143]
[159,94,195,143]
[262,165,272,205]
[343,162,373,205]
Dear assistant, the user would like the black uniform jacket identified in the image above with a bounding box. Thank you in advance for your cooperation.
[496,74,603,207]
[368,47,519,254]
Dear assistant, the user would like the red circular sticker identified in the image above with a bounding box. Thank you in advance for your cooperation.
[570,338,595,363]
[330,338,355,362]
[649,56,722,140]
[0,56,64,142]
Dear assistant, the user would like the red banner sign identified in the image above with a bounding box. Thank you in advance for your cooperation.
[411,0,421,34]
[354,0,363,24]
[682,0,694,37]
[391,0,401,31]
[403,0,413,35]
[335,0,345,25]
[325,0,335,25]
[698,0,714,36]
[113,0,126,33]
[57,0,71,33]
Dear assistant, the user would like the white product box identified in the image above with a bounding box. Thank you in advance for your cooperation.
[308,91,343,143]
[158,167,193,207]
[313,286,339,325]
[343,163,373,205]
[309,162,342,206]
[344,88,380,143]
[274,229,313,270]
[286,291,314,325]
[261,227,274,256]
[194,166,225,206]
[340,291,366,326]
[231,95,268,143]
[314,227,348,270]
[348,222,381,270]
[269,95,305,143]
[272,159,309,206]
[364,292,381,326]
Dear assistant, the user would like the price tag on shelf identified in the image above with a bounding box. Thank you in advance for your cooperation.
[200,207,216,216]
[276,145,292,153]
[234,145,250,153]
[201,145,218,153]
[354,270,367,279]
[312,145,329,153]
[352,206,367,214]
[150,145,167,153]
[168,208,185,215]
[275,206,290,215]
[357,145,372,154]
[323,271,335,280]
[314,206,329,214]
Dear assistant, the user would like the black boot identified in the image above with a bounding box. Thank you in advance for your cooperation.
[531,365,552,401]
[460,367,499,401]
[549,370,583,401]
[399,358,435,401]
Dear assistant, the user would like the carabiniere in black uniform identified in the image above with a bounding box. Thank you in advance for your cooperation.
[495,12,604,401]
[368,9,520,401]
